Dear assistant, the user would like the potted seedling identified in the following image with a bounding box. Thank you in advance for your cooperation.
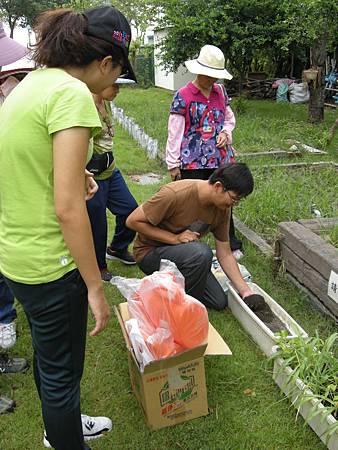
[272,332,338,449]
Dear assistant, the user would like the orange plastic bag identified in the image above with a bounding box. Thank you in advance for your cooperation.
[112,260,209,369]
[137,273,209,349]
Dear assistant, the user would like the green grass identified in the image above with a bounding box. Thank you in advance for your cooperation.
[1,93,337,450]
[116,86,337,243]
[235,166,338,243]
[115,86,338,158]
[320,225,338,248]
[115,86,173,151]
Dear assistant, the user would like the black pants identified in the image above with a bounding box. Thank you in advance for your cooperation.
[139,241,227,310]
[181,168,242,251]
[4,270,89,450]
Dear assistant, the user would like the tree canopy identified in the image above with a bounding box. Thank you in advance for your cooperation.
[0,0,64,37]
[155,0,337,78]
[65,0,155,41]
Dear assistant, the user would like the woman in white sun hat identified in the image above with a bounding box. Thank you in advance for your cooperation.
[165,44,243,254]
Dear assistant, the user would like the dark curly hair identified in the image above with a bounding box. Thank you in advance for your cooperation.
[32,8,124,68]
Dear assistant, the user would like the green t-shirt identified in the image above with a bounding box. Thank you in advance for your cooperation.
[0,68,102,284]
[93,100,116,181]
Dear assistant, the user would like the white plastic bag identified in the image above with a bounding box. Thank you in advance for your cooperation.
[125,319,154,372]
[289,82,309,104]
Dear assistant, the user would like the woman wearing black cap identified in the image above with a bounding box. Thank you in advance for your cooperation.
[0,6,135,450]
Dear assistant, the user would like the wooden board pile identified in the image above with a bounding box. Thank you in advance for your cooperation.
[227,78,276,99]
[276,218,338,321]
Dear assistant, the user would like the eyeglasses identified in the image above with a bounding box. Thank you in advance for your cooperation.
[225,190,243,205]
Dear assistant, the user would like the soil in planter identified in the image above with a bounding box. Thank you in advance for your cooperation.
[255,307,288,333]
[243,294,288,333]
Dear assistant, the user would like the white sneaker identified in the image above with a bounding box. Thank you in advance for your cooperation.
[232,249,244,261]
[0,322,16,350]
[43,414,113,447]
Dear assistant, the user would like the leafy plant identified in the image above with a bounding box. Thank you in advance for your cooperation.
[272,332,338,440]
[231,95,249,115]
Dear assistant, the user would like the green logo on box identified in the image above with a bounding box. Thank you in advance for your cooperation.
[159,375,196,414]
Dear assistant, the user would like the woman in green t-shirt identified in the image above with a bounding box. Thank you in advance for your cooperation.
[0,6,136,450]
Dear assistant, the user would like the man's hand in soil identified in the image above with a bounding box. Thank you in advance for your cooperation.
[242,293,265,312]
[175,230,200,244]
[241,289,254,299]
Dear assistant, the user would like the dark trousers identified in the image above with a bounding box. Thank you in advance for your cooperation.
[4,270,89,450]
[139,242,227,310]
[87,168,138,270]
[181,168,242,251]
[0,272,16,324]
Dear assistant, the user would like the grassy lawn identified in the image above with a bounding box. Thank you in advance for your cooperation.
[236,166,338,243]
[115,86,338,158]
[1,89,337,450]
[116,86,338,242]
[321,224,338,248]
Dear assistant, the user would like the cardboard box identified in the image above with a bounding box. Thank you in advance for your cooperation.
[115,302,232,430]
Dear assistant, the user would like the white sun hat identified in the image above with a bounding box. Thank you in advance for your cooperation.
[185,45,232,80]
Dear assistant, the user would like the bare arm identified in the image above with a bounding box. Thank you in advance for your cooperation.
[126,206,199,244]
[53,127,110,336]
[215,238,252,298]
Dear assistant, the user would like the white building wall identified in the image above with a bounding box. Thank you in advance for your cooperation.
[154,28,194,92]
[173,64,194,91]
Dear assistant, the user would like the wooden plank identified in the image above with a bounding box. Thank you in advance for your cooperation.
[233,216,273,256]
[239,150,326,159]
[281,244,338,317]
[278,222,338,279]
[286,273,337,322]
[238,150,331,159]
[261,162,336,170]
[239,150,296,158]
[297,218,338,231]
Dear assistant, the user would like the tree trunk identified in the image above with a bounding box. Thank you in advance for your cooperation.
[308,36,327,123]
[8,18,18,39]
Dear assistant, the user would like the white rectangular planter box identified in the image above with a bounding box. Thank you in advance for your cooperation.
[228,282,308,356]
[273,356,338,449]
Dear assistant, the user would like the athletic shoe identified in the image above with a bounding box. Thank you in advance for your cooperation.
[106,247,136,265]
[43,414,113,447]
[0,321,16,350]
[232,249,244,261]
[0,395,15,414]
[100,268,113,282]
[0,353,28,374]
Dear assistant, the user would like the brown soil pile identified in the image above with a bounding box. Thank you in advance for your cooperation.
[243,294,288,333]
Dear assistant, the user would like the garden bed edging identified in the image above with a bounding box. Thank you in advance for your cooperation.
[228,283,308,356]
[273,356,338,450]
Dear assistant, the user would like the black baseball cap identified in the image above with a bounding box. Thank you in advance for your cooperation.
[83,5,137,82]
